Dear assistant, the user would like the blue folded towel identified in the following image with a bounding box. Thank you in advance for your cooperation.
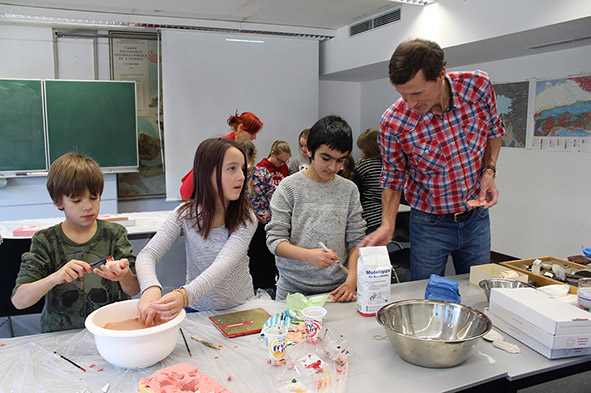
[425,274,461,303]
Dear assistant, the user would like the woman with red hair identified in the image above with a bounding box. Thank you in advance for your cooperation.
[180,111,263,199]
[224,111,263,141]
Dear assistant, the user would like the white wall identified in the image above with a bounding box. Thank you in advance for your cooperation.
[161,30,319,200]
[318,80,362,158]
[0,25,55,78]
[320,0,591,77]
[323,45,591,259]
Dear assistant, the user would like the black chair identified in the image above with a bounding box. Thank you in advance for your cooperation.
[0,239,45,336]
[388,210,411,283]
[388,240,411,283]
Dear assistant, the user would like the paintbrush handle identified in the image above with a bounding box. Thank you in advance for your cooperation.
[190,335,220,350]
[319,242,349,273]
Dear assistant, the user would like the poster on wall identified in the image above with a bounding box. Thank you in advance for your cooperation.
[493,81,528,148]
[111,33,166,198]
[531,75,591,152]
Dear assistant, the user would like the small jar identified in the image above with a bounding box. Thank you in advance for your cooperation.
[577,278,591,312]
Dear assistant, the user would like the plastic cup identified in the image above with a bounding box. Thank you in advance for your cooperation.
[302,306,327,339]
[262,325,287,366]
[578,278,591,312]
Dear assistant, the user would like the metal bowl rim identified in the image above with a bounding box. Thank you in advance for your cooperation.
[375,299,492,343]
[478,278,536,290]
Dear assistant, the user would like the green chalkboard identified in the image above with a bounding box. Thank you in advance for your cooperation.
[0,80,46,172]
[45,80,138,169]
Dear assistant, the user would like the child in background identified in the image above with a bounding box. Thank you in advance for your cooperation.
[235,139,278,297]
[180,111,263,199]
[266,115,366,301]
[11,152,138,333]
[353,128,384,234]
[136,138,257,324]
[257,140,291,187]
[338,155,356,181]
[288,128,310,175]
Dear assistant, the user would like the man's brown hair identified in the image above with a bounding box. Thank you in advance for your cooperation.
[388,38,447,85]
[46,152,104,206]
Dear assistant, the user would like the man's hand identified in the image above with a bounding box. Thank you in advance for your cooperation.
[359,226,394,248]
[479,171,498,208]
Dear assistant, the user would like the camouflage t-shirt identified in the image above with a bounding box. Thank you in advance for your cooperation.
[13,220,136,333]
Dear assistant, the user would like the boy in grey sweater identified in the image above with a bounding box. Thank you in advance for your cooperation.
[266,115,366,301]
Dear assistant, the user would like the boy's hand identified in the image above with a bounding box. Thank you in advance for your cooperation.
[148,291,185,322]
[329,281,357,302]
[53,260,91,285]
[93,258,131,281]
[138,286,163,326]
[308,248,338,268]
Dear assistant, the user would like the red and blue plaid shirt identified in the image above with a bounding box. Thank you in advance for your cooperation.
[379,70,505,215]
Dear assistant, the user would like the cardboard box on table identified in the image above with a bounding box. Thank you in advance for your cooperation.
[488,287,591,359]
[486,309,591,359]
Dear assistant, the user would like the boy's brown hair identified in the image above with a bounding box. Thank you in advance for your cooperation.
[46,152,104,206]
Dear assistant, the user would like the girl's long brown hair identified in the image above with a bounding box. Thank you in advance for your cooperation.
[178,138,253,239]
[357,128,381,159]
[234,138,257,196]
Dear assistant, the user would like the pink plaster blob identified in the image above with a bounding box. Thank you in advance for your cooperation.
[138,363,231,393]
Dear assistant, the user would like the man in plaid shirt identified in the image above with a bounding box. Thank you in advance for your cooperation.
[360,39,505,280]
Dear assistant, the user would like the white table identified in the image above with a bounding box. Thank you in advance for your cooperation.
[1,275,589,392]
[322,275,591,393]
[0,210,170,240]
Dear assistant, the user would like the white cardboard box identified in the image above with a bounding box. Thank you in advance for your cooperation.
[489,288,591,335]
[489,302,591,349]
[485,309,591,359]
[469,263,528,286]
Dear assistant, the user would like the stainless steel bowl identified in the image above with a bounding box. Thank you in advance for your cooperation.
[479,278,535,303]
[376,299,492,368]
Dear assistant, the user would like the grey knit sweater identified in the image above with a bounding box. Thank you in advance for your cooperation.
[266,171,366,297]
[136,206,256,311]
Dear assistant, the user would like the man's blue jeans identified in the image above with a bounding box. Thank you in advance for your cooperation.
[409,207,491,281]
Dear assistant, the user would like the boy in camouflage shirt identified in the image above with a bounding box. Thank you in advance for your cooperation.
[12,153,139,332]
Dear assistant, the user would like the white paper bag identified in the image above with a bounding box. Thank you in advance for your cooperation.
[356,246,391,316]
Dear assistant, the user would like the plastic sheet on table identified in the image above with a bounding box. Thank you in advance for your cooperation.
[0,296,292,393]
[259,327,353,393]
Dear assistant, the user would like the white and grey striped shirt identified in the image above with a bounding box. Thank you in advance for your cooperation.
[353,158,383,229]
[136,206,256,311]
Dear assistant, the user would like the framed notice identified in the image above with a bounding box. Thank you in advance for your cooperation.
[111,32,166,198]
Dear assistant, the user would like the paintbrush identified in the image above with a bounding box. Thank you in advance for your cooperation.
[54,351,86,372]
[180,328,192,356]
[90,255,114,267]
[318,242,349,274]
[191,335,220,350]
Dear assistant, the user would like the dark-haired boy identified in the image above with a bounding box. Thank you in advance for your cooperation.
[11,152,139,332]
[266,115,366,301]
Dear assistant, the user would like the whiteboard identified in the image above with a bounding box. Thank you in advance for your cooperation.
[161,30,319,200]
